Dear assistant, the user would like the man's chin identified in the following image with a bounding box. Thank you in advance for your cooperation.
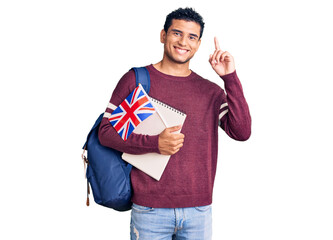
[170,56,192,64]
[164,51,193,64]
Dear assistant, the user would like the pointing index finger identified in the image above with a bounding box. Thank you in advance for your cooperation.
[214,36,221,50]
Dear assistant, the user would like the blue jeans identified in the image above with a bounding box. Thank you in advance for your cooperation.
[130,203,212,240]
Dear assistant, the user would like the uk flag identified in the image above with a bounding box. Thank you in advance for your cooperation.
[109,84,156,141]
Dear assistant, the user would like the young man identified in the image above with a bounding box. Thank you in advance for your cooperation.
[99,7,251,240]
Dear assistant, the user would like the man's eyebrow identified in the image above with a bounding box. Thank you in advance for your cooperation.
[170,29,199,38]
[189,33,199,38]
[171,29,183,33]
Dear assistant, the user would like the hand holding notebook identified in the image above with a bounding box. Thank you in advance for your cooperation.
[121,97,187,181]
[158,124,185,155]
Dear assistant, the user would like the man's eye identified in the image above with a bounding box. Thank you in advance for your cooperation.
[174,32,181,36]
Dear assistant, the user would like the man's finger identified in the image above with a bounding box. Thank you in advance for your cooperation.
[211,49,220,64]
[221,51,231,62]
[209,54,216,66]
[176,138,185,144]
[167,125,182,132]
[175,142,184,150]
[215,49,224,63]
[214,36,221,50]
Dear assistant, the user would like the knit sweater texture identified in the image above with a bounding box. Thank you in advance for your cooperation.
[98,64,251,208]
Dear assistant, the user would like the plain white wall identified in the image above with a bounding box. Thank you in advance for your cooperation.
[1,0,332,239]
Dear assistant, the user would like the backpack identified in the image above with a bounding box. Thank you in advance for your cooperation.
[82,67,151,211]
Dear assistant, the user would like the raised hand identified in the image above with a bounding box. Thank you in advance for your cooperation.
[209,37,235,76]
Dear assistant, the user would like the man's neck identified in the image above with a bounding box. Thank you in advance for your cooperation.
[153,58,192,77]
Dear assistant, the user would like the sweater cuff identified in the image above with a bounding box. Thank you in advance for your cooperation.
[148,135,161,154]
[220,70,237,83]
[220,70,244,97]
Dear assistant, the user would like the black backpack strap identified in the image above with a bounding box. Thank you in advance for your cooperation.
[132,67,151,94]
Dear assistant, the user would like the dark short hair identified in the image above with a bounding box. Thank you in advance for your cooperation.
[164,7,205,39]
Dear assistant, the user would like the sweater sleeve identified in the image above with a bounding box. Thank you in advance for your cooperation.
[98,70,160,154]
[218,70,251,141]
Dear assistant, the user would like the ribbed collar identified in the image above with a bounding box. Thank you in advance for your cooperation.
[147,64,196,81]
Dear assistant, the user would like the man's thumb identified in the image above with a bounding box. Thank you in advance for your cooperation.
[168,125,182,133]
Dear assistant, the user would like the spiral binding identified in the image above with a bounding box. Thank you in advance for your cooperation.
[150,97,185,116]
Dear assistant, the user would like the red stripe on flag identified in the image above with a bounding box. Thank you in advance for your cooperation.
[124,121,129,141]
[114,96,149,131]
[138,107,155,111]
[109,115,122,121]
[131,87,139,105]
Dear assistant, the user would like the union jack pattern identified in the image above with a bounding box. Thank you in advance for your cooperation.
[109,84,156,141]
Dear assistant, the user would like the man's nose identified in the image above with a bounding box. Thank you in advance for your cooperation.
[178,36,187,46]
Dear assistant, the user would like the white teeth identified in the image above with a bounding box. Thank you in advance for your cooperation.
[175,47,187,54]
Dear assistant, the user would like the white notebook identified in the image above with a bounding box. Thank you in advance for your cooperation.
[122,97,187,181]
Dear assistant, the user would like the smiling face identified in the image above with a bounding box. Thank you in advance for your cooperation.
[161,19,202,65]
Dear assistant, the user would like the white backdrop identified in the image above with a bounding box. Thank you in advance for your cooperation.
[1,0,332,239]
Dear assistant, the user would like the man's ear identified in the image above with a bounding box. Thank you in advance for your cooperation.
[160,29,166,43]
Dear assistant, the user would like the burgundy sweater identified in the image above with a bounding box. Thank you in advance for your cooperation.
[99,64,251,208]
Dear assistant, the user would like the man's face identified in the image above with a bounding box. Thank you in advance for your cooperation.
[161,19,201,64]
